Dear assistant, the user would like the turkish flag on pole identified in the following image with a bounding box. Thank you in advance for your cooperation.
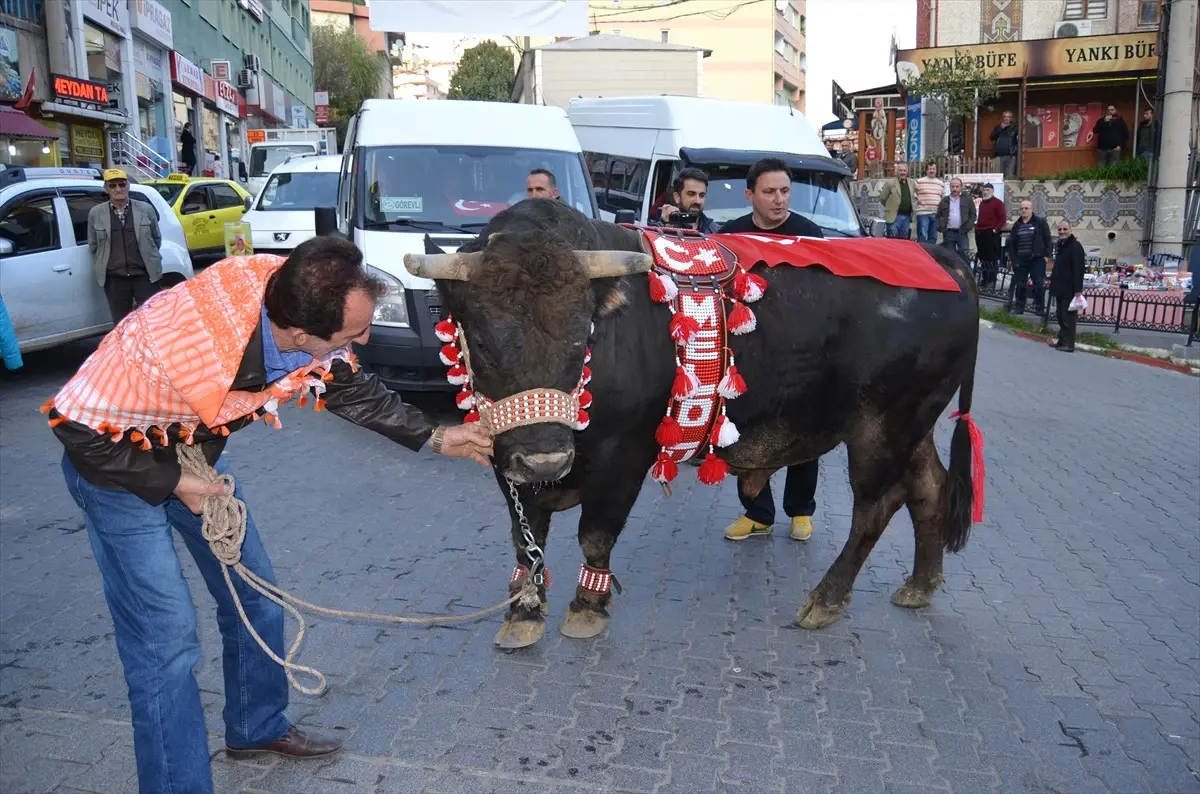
[13,71,35,111]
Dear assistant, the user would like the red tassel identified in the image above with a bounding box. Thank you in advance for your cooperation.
[950,411,987,523]
[48,416,66,428]
[733,269,767,303]
[651,451,679,483]
[434,318,457,343]
[655,415,684,447]
[439,343,460,366]
[464,409,481,423]
[648,271,677,303]
[697,451,729,485]
[575,409,590,431]
[718,363,747,399]
[670,312,701,345]
[578,389,593,410]
[296,393,309,407]
[314,398,326,412]
[728,301,756,335]
[38,398,54,414]
[671,365,699,399]
[584,347,592,364]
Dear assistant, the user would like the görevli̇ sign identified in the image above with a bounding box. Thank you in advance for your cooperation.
[896,32,1158,82]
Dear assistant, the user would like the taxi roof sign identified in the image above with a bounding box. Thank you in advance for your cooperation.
[166,172,189,182]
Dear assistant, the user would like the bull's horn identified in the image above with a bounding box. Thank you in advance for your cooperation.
[576,250,654,279]
[402,252,479,281]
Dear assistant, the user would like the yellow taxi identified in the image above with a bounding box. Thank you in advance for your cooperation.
[142,172,253,256]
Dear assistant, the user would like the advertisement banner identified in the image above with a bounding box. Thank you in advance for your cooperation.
[1025,106,1062,149]
[171,51,204,95]
[1062,103,1103,148]
[131,0,172,48]
[215,80,238,117]
[906,96,922,164]
[948,173,1006,210]
[0,28,21,101]
[81,0,129,36]
[897,32,1158,82]
[270,81,286,122]
[224,221,253,257]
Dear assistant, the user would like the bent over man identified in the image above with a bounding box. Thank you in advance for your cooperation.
[44,236,493,794]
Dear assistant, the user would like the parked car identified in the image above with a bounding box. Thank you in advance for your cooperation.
[241,153,341,256]
[141,172,253,257]
[0,165,194,353]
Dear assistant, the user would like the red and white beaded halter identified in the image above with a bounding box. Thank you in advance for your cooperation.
[636,226,767,487]
[434,319,593,435]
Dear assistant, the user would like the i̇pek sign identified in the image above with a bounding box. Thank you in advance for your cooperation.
[171,51,204,95]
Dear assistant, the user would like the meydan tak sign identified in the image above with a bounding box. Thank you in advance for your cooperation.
[896,32,1158,82]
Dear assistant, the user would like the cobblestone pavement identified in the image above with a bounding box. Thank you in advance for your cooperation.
[1,328,1197,794]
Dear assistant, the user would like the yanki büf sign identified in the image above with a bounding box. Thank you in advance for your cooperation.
[896,32,1158,82]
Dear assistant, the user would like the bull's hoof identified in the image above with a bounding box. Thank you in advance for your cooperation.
[890,584,934,609]
[559,607,608,639]
[494,615,546,649]
[794,592,848,630]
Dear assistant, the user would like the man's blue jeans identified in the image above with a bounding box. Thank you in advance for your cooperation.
[916,214,937,243]
[63,453,290,794]
[887,214,912,239]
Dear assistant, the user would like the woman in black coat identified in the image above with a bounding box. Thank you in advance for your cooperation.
[1049,219,1086,351]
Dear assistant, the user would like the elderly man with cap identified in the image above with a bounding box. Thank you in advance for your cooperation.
[87,168,164,324]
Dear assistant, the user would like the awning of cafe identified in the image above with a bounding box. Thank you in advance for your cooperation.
[0,105,59,140]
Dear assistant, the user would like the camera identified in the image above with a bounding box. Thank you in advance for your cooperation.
[667,211,700,228]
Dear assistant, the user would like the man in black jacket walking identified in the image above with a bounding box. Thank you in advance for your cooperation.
[1005,199,1052,315]
[1050,220,1086,352]
[1092,105,1128,168]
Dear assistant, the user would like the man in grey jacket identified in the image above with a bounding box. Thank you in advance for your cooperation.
[87,168,163,323]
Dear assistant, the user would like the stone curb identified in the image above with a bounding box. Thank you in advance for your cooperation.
[979,319,1200,377]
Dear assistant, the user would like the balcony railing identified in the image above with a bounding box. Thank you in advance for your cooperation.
[0,0,43,24]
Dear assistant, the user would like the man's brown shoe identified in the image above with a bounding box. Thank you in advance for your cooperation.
[225,726,343,760]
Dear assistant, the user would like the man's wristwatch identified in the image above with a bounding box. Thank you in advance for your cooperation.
[430,426,446,454]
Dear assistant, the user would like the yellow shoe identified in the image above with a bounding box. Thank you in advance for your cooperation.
[790,516,813,542]
[724,515,772,541]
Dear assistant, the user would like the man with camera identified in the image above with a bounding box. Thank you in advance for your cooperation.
[651,167,720,233]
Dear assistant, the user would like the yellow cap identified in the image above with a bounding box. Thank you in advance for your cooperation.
[102,168,128,183]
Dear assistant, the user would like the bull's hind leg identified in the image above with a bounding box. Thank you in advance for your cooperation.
[495,485,553,649]
[892,433,948,609]
[796,437,908,630]
[560,472,644,639]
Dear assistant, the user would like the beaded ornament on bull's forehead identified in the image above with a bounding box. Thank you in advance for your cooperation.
[435,317,593,435]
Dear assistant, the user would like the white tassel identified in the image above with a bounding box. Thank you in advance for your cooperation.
[716,416,740,447]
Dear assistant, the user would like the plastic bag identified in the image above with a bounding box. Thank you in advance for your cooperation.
[1068,294,1087,312]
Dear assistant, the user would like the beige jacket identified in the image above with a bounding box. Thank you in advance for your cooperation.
[87,200,163,286]
[878,177,919,224]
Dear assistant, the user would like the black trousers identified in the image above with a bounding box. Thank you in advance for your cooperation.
[1009,257,1046,314]
[974,230,1002,287]
[104,274,161,325]
[738,458,819,524]
[1055,297,1077,349]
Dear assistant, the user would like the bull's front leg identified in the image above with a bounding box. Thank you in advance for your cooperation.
[561,472,645,639]
[494,479,554,649]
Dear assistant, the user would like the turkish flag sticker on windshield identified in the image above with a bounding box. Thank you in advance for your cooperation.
[452,200,507,217]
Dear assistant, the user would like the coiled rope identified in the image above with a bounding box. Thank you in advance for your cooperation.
[178,444,541,695]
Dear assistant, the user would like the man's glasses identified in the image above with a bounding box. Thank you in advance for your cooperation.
[108,181,128,189]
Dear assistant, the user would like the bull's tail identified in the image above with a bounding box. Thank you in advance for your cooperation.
[943,343,984,553]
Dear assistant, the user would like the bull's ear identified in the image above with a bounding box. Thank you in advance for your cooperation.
[576,251,654,279]
[423,234,446,255]
[403,252,479,281]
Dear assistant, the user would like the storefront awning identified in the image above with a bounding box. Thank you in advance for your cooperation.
[0,106,59,140]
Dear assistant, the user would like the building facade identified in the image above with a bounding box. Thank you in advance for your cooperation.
[557,0,806,110]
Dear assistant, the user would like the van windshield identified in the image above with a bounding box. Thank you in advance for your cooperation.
[250,145,315,178]
[358,145,597,228]
[257,171,340,211]
[693,163,862,236]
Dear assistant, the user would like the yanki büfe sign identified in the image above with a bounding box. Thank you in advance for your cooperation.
[896,32,1158,82]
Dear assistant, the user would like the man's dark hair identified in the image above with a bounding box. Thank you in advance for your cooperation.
[746,158,791,192]
[529,168,556,188]
[672,167,709,195]
[264,236,385,340]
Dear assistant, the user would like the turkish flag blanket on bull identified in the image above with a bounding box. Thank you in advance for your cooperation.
[636,227,982,522]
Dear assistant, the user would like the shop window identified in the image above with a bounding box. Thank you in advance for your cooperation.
[180,187,212,215]
[0,197,60,256]
[210,183,244,209]
[1064,0,1108,19]
[63,192,108,246]
[1137,0,1160,25]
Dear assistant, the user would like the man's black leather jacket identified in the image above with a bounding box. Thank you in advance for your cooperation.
[50,320,434,506]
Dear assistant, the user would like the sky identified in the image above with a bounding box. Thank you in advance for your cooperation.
[805,0,917,126]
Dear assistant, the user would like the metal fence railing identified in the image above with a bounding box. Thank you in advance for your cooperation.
[969,255,1196,346]
[0,0,42,23]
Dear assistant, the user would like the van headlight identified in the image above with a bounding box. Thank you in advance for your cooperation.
[367,266,409,328]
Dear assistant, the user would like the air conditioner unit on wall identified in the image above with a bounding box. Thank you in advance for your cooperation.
[244,53,261,72]
[237,69,254,89]
[1054,20,1092,37]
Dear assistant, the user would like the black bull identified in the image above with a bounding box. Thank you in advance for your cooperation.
[406,199,980,648]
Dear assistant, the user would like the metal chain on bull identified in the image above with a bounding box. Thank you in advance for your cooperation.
[178,443,539,696]
[505,476,547,590]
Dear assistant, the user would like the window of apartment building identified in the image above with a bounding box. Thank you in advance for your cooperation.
[660,29,669,43]
[1137,0,1161,26]
[799,14,805,35]
[1064,0,1108,19]
[778,2,799,28]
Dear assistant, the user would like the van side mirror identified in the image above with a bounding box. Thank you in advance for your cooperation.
[613,209,637,225]
[314,206,339,237]
[0,238,12,256]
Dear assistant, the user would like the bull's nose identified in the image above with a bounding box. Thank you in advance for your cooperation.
[508,450,575,482]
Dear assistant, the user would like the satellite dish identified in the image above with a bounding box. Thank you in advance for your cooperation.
[896,61,921,84]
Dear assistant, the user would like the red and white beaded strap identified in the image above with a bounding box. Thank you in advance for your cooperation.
[578,564,612,594]
[512,565,550,588]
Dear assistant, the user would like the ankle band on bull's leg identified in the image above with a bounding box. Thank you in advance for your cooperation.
[512,565,550,589]
[578,564,612,594]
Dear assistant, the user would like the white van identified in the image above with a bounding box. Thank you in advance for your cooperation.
[334,98,598,392]
[567,96,865,236]
[241,154,341,257]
